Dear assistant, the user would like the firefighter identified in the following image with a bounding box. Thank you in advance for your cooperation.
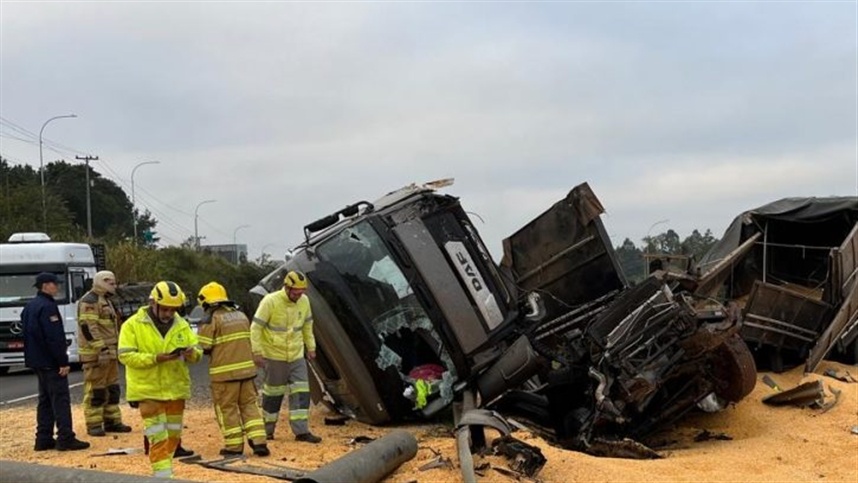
[197,282,270,456]
[118,281,202,478]
[251,270,321,443]
[77,270,132,436]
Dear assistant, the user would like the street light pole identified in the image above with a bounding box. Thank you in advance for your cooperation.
[233,224,250,264]
[194,199,217,251]
[39,114,77,231]
[131,161,160,244]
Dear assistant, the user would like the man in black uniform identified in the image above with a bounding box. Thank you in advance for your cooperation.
[22,272,90,451]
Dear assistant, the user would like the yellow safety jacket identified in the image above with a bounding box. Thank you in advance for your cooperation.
[197,305,257,382]
[118,306,202,401]
[251,290,315,362]
[76,290,119,363]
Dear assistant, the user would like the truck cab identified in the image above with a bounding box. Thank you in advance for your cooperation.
[0,233,97,373]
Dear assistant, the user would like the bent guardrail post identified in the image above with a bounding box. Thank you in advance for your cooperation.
[294,430,417,483]
[0,460,195,483]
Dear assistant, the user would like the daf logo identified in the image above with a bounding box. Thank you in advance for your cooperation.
[455,252,484,291]
[9,320,24,336]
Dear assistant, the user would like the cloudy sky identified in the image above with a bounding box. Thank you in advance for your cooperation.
[1,1,856,261]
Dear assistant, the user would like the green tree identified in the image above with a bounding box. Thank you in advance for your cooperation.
[615,238,645,283]
[0,158,82,241]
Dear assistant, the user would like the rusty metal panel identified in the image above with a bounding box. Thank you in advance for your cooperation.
[500,183,626,312]
[695,233,761,299]
[825,222,858,306]
[806,272,858,372]
[742,281,833,355]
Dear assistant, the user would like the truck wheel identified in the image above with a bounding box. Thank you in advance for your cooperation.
[712,334,757,402]
[0,367,9,376]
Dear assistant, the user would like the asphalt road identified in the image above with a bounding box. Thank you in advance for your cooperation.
[0,361,213,407]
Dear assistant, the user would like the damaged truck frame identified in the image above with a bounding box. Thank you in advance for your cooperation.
[253,182,757,458]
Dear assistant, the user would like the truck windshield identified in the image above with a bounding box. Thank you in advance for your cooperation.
[0,273,68,307]
[316,221,417,325]
[316,221,457,389]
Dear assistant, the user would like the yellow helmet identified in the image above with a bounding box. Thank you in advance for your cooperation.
[198,281,229,305]
[284,271,308,290]
[150,281,185,308]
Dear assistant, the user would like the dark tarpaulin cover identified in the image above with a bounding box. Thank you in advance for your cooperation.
[699,196,858,269]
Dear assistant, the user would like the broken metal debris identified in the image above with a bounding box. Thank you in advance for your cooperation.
[348,436,376,445]
[90,447,142,457]
[693,430,733,442]
[819,386,842,414]
[492,465,542,482]
[418,455,453,471]
[762,380,825,407]
[762,375,782,392]
[823,369,858,383]
[180,454,307,481]
[491,435,547,477]
[851,426,858,435]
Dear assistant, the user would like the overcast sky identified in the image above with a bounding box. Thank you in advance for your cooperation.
[1,1,856,261]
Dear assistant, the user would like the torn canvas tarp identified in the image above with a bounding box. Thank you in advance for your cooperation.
[696,196,858,372]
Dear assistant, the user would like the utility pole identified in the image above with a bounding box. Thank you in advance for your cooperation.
[76,155,99,238]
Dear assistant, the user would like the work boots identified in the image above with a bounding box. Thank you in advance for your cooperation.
[56,438,91,451]
[295,433,322,444]
[174,444,194,458]
[104,422,132,433]
[87,426,106,437]
[248,439,271,457]
[33,439,55,451]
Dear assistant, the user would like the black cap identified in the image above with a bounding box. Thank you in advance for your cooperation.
[34,272,59,287]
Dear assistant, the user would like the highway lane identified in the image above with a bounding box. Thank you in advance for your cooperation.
[0,361,213,407]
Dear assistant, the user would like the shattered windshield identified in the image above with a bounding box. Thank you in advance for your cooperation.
[317,222,417,325]
[316,221,458,411]
[0,273,68,307]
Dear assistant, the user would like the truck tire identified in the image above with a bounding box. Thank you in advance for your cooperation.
[712,334,757,402]
[0,366,8,376]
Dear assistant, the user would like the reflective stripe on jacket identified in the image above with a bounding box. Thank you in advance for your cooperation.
[251,290,314,362]
[197,306,257,382]
[77,290,120,363]
[118,306,202,401]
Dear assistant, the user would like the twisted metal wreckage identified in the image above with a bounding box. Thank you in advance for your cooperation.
[248,180,801,480]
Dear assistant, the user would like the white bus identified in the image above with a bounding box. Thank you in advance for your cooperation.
[0,233,98,374]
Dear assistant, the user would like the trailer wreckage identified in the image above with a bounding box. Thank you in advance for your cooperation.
[252,181,757,465]
[695,197,858,373]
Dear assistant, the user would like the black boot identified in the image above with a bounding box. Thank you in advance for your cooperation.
[104,422,132,433]
[174,444,194,458]
[57,438,90,451]
[34,439,56,451]
[295,433,321,444]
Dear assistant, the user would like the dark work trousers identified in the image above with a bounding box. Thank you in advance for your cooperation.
[35,368,76,444]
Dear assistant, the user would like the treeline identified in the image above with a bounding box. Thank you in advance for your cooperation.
[108,242,278,314]
[614,228,719,283]
[1,157,281,310]
[0,157,156,244]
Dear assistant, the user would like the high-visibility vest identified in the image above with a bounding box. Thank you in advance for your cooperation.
[251,290,315,362]
[118,307,202,401]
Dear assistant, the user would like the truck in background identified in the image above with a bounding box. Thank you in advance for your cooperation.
[0,232,100,374]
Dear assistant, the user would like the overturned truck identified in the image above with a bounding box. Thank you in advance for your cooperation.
[253,182,756,455]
